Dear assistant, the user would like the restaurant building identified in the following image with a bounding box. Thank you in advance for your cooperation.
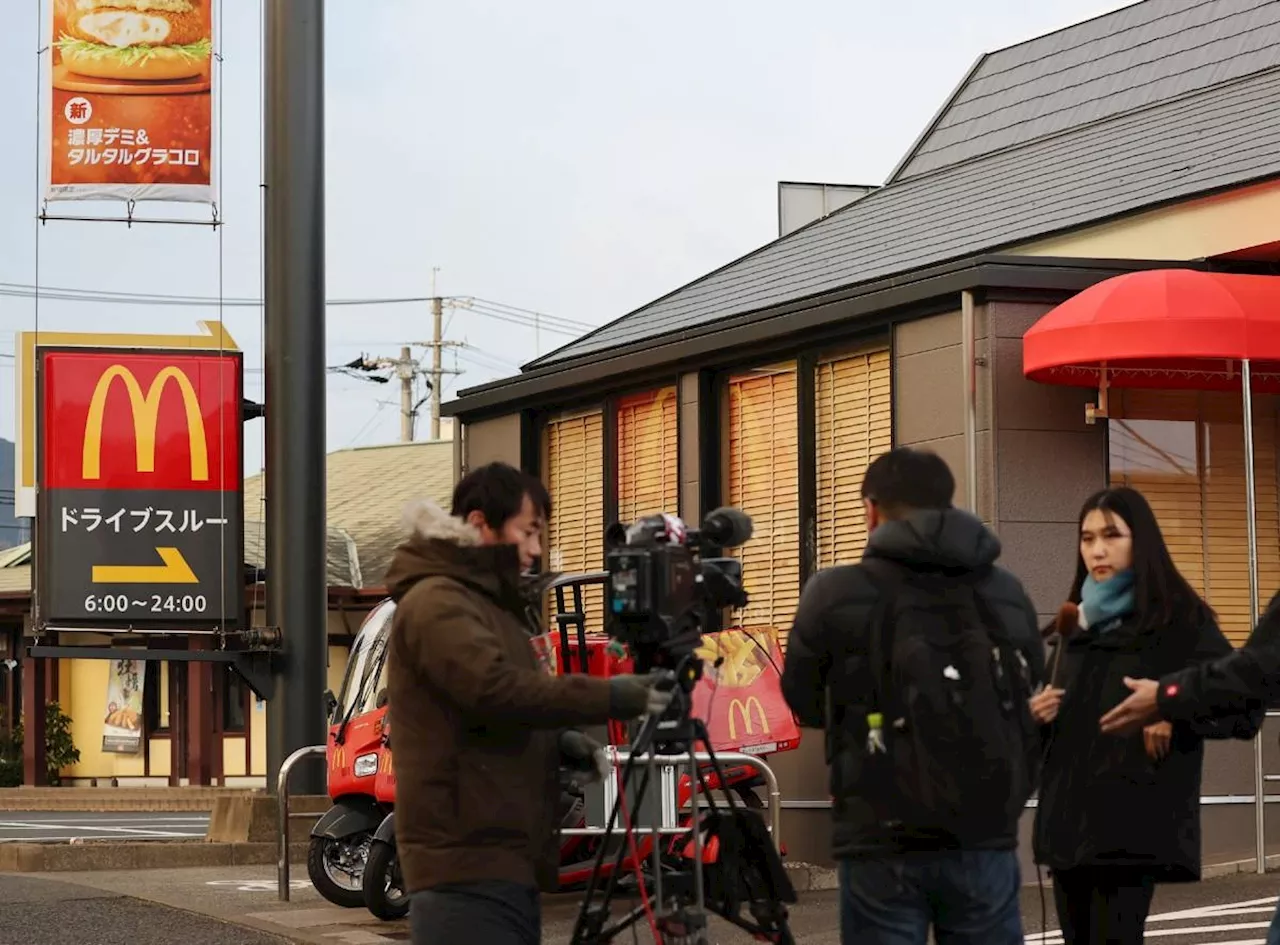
[443,0,1280,867]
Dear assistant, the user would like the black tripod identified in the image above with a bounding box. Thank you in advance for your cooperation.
[568,653,797,945]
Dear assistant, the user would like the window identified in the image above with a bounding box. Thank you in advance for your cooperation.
[815,348,892,568]
[222,667,247,734]
[724,363,800,648]
[616,387,678,523]
[336,601,394,719]
[1108,389,1280,645]
[543,408,606,631]
[143,661,169,733]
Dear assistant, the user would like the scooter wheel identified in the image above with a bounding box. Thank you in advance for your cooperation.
[307,835,367,909]
[363,839,410,921]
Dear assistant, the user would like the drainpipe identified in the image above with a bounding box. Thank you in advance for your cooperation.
[961,290,979,514]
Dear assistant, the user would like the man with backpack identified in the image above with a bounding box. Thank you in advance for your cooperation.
[781,447,1044,945]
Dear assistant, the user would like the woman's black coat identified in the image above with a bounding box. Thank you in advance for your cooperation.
[1032,607,1260,882]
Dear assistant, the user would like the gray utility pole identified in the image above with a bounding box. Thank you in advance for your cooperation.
[399,345,414,443]
[430,298,443,440]
[264,0,327,795]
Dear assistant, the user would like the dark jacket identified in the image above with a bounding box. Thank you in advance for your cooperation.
[780,507,1044,859]
[385,500,615,895]
[1158,589,1280,726]
[1032,604,1257,881]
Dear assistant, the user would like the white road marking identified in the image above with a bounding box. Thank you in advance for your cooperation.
[206,880,310,893]
[0,820,205,840]
[1027,895,1279,945]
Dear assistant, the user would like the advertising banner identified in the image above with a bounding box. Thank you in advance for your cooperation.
[691,629,801,755]
[35,347,244,631]
[47,0,216,203]
[103,657,144,753]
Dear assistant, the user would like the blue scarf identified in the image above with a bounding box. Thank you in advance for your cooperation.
[1080,569,1136,632]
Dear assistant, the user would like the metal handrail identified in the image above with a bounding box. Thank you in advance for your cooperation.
[276,744,327,902]
[559,750,783,852]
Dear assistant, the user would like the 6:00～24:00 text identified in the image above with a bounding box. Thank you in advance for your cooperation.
[83,593,209,614]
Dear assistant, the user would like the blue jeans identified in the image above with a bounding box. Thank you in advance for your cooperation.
[840,850,1023,945]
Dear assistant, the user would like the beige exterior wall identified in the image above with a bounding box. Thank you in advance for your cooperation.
[892,308,994,522]
[462,413,522,475]
[1009,178,1280,260]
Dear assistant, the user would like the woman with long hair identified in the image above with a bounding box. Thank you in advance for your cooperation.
[1029,486,1259,944]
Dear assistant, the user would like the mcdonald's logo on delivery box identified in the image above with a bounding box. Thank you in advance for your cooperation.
[727,696,770,741]
[40,350,241,492]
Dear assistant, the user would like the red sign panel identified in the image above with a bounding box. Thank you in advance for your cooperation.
[36,347,244,630]
[42,350,239,492]
[691,629,801,756]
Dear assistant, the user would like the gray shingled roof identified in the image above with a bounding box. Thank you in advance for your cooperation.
[891,0,1280,182]
[529,63,1280,368]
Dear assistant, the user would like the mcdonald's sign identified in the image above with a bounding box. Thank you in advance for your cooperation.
[35,347,244,630]
[727,696,770,741]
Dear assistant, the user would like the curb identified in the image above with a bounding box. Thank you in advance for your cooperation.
[0,839,309,873]
[0,788,256,813]
[1201,854,1280,880]
[781,861,838,892]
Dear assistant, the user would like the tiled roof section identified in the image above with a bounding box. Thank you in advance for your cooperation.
[891,0,1280,181]
[530,65,1280,366]
[242,439,455,588]
[0,566,30,595]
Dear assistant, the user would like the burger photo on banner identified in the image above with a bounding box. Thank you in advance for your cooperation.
[47,0,216,204]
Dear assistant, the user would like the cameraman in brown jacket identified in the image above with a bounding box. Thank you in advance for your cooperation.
[385,462,669,945]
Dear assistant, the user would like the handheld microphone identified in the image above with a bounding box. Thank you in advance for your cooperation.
[1049,602,1078,689]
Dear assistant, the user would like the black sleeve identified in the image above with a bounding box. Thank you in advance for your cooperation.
[781,570,838,729]
[987,568,1047,690]
[1175,609,1264,740]
[1159,590,1280,729]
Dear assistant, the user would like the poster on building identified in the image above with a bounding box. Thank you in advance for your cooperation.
[34,346,245,631]
[103,658,144,753]
[47,0,216,203]
[691,629,801,755]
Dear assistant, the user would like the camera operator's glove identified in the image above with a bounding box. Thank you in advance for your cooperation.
[608,672,674,721]
[559,730,609,786]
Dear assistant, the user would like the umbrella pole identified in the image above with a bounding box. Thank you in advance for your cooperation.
[1243,359,1266,875]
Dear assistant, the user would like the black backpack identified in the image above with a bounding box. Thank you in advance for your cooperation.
[857,557,1040,844]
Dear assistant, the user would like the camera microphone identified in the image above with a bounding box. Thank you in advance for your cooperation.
[700,506,753,548]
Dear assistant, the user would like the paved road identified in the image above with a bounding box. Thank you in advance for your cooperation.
[12,862,1280,943]
[0,874,286,945]
[0,812,209,842]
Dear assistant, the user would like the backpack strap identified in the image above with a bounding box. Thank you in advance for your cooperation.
[857,556,909,715]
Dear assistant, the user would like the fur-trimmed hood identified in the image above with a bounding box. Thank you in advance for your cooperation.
[384,499,557,606]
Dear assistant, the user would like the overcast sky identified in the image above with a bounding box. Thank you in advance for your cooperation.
[0,0,1133,474]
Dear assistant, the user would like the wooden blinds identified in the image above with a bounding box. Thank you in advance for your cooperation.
[543,408,605,631]
[725,364,799,647]
[616,387,679,523]
[815,348,892,569]
[1108,389,1280,646]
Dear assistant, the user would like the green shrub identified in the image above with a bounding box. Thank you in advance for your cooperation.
[0,702,82,786]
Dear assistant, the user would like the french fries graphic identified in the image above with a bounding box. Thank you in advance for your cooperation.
[695,629,765,688]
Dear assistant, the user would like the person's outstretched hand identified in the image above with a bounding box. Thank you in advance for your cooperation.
[608,672,673,720]
[560,730,609,785]
[1099,677,1161,735]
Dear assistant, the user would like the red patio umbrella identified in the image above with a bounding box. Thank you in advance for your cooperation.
[1023,266,1280,874]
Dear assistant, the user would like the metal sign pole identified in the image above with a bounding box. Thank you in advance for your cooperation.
[1243,359,1266,874]
[264,0,328,795]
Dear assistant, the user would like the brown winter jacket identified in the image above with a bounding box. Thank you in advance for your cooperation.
[385,500,615,894]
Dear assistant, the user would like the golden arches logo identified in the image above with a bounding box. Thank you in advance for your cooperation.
[727,696,769,740]
[82,365,209,481]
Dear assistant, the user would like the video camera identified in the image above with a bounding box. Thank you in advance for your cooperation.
[602,507,753,674]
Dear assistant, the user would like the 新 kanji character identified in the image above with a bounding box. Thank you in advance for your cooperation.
[67,101,89,121]
[82,508,101,532]
[105,508,125,532]
[87,128,103,146]
[60,507,78,532]
[156,509,176,533]
[130,508,153,532]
